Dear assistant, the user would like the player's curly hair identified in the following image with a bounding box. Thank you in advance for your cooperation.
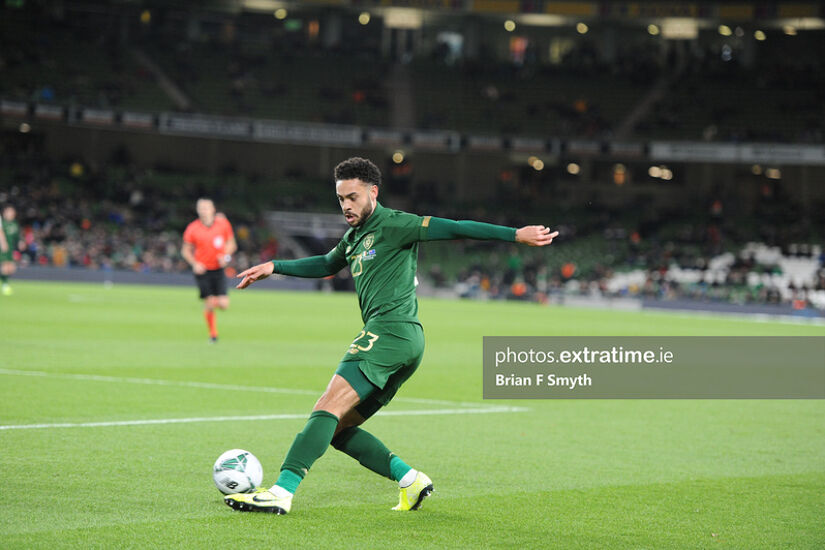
[334,157,381,187]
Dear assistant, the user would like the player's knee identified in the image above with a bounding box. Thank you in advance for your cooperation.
[313,397,347,419]
[313,393,335,414]
[218,297,229,309]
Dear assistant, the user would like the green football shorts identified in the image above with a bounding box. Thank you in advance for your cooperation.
[0,250,13,263]
[335,320,425,419]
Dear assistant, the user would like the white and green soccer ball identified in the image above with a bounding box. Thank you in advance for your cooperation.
[213,449,263,495]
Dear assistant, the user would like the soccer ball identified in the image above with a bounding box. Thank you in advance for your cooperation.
[212,449,264,495]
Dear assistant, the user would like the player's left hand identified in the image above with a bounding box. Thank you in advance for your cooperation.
[236,261,275,289]
[515,225,558,247]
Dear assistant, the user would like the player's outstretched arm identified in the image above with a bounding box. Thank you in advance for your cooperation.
[236,261,275,289]
[515,225,558,247]
[237,249,348,289]
[422,217,558,246]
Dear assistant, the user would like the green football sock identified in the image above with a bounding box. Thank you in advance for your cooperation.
[0,274,7,284]
[273,469,302,495]
[389,455,413,482]
[331,426,412,482]
[278,410,339,494]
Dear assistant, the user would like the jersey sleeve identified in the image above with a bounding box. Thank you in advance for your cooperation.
[383,211,429,247]
[271,241,348,278]
[421,217,517,242]
[223,218,234,240]
[182,223,196,244]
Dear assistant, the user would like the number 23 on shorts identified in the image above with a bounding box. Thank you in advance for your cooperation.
[348,330,379,354]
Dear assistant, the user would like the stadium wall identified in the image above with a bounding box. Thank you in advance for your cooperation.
[15,266,315,292]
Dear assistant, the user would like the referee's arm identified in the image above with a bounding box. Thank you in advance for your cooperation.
[219,236,238,267]
[181,241,205,274]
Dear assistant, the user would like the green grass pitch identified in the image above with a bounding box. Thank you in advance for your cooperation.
[1,280,823,549]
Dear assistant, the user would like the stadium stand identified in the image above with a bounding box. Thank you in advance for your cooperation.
[635,31,825,143]
[0,13,174,111]
[3,5,821,142]
[2,132,821,311]
[1,2,823,313]
[0,137,282,273]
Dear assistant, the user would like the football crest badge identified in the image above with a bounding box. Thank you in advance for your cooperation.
[363,233,375,250]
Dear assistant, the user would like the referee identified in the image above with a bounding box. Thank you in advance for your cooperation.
[181,198,237,343]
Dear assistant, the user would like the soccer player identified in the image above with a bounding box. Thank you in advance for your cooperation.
[226,157,557,515]
[1,205,22,296]
[181,199,237,342]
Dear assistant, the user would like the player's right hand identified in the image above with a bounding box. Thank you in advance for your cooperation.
[193,262,207,275]
[236,261,275,289]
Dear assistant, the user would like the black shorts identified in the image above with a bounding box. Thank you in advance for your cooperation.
[195,269,227,299]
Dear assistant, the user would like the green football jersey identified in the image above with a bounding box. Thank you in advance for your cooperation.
[331,202,427,325]
[271,201,517,325]
[1,217,20,252]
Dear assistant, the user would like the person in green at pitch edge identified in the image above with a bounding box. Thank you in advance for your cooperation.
[228,157,558,515]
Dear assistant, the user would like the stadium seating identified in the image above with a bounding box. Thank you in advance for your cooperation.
[3,8,822,143]
[0,15,173,111]
[411,61,643,137]
[636,33,825,143]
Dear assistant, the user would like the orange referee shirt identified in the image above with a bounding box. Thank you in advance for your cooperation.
[183,216,234,271]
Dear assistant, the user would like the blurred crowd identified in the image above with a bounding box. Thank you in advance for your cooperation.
[1,146,278,275]
[3,167,823,311]
[421,195,825,311]
[2,135,823,312]
[445,245,825,309]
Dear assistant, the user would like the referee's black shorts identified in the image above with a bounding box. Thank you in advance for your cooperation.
[195,269,228,299]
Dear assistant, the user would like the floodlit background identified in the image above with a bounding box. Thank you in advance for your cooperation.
[0,1,823,548]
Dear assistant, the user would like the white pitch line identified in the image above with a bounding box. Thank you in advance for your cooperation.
[0,406,528,431]
[0,368,493,409]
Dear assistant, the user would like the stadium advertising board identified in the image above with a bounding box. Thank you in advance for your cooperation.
[366,129,405,146]
[510,137,548,152]
[253,120,362,147]
[567,140,602,156]
[34,104,64,120]
[1,100,28,117]
[411,130,460,151]
[159,113,251,138]
[121,112,155,129]
[609,142,645,158]
[81,108,115,126]
[651,141,825,165]
[739,144,825,165]
[467,135,504,151]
